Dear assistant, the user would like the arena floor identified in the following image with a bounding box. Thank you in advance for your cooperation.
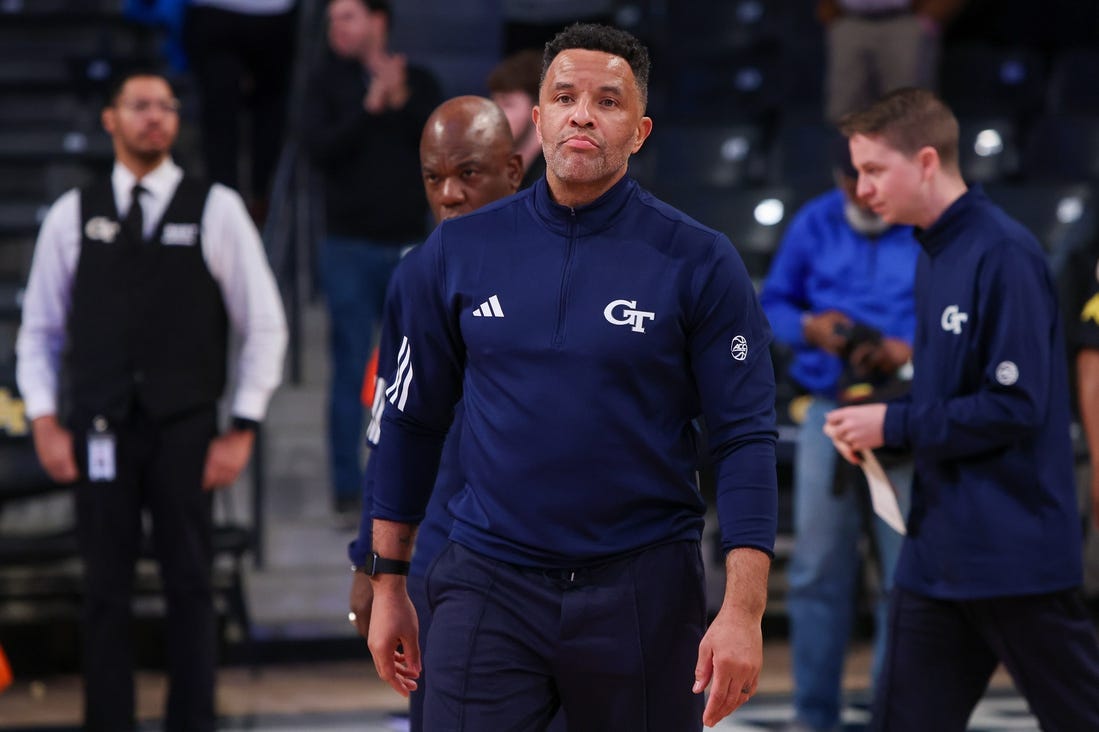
[0,641,1034,731]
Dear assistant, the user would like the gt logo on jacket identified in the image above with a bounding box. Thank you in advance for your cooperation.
[941,304,968,334]
[604,299,656,333]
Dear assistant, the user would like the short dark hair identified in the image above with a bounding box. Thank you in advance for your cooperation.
[104,67,174,108]
[487,49,543,102]
[542,23,650,107]
[838,87,960,171]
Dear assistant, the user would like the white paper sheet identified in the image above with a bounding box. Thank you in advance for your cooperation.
[860,449,906,535]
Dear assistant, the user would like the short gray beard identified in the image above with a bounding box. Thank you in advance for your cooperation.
[844,200,891,237]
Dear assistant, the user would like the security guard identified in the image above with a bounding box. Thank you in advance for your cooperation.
[16,70,287,732]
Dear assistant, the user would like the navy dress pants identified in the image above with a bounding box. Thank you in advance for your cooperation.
[871,587,1099,732]
[423,540,707,731]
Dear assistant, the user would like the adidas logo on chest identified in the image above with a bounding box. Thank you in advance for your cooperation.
[472,295,505,318]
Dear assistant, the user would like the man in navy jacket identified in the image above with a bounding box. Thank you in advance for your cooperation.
[365,23,778,731]
[826,87,1099,731]
[348,95,524,732]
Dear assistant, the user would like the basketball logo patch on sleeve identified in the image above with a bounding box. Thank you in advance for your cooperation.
[995,361,1019,386]
[730,335,748,361]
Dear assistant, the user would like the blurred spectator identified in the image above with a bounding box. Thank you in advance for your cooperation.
[502,0,615,54]
[184,0,297,221]
[487,49,546,189]
[15,70,286,732]
[760,139,919,732]
[303,0,441,523]
[818,0,965,122]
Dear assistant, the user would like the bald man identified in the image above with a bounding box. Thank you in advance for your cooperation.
[419,95,524,222]
[347,96,526,732]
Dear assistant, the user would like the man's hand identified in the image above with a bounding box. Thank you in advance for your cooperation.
[381,54,410,109]
[31,415,78,483]
[201,429,254,490]
[349,571,373,641]
[694,547,768,727]
[364,52,409,113]
[824,403,887,464]
[802,310,853,355]
[694,606,762,726]
[367,578,421,697]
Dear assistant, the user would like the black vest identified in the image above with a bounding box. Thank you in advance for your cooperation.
[62,175,228,426]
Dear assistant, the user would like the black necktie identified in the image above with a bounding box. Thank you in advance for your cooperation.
[122,183,146,244]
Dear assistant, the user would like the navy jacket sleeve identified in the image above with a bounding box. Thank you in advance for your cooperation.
[692,234,779,555]
[348,258,410,565]
[371,230,464,524]
[884,245,1054,457]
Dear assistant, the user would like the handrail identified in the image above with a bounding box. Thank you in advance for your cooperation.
[252,0,328,568]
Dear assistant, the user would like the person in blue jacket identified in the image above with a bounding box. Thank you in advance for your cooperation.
[761,141,919,732]
[347,95,524,732]
[826,87,1099,731]
[365,23,778,732]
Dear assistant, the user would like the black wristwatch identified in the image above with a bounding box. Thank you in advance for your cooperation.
[230,416,260,434]
[352,552,411,577]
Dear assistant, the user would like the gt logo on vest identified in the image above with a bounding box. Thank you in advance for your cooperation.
[84,216,120,243]
[604,299,655,333]
[941,305,968,334]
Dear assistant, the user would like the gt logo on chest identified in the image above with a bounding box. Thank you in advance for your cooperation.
[604,299,655,333]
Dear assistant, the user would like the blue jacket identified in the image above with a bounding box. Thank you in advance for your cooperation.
[883,188,1082,598]
[760,189,919,396]
[349,248,458,578]
[371,176,779,568]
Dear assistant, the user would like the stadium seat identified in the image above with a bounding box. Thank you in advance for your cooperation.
[1046,47,1099,116]
[939,44,1045,121]
[1020,115,1099,183]
[663,47,785,124]
[768,118,838,195]
[656,185,798,280]
[984,182,1097,279]
[644,123,769,189]
[666,0,787,55]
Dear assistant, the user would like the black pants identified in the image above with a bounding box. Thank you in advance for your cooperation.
[872,586,1099,731]
[74,406,218,732]
[183,4,296,200]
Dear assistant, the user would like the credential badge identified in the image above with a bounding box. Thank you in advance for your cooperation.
[162,223,199,246]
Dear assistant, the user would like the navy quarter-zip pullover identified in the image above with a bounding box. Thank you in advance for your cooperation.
[883,188,1082,598]
[372,176,779,568]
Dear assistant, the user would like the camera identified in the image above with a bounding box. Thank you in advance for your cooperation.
[833,322,882,365]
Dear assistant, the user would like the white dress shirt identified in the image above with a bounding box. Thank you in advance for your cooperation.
[16,158,288,422]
